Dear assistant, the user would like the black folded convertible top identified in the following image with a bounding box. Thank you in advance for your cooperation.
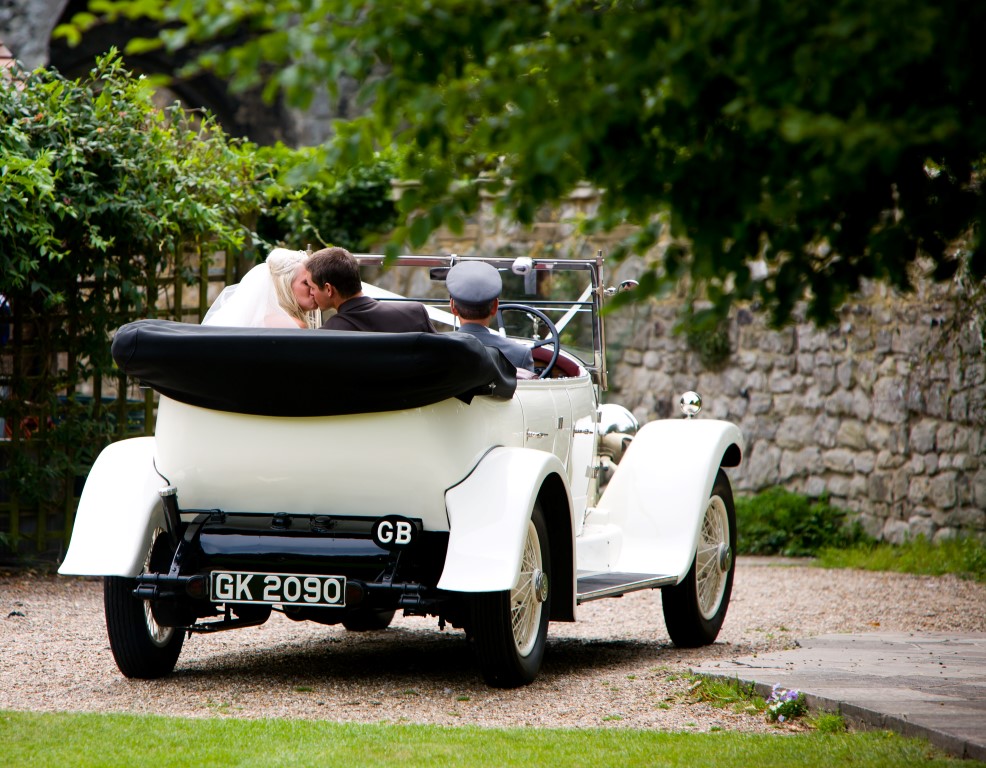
[111,320,517,417]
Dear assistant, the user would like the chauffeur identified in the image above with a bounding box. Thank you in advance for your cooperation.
[446,261,536,372]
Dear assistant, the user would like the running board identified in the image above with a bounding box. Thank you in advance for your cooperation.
[576,571,677,603]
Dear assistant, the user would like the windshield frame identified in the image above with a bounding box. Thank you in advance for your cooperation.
[353,253,608,390]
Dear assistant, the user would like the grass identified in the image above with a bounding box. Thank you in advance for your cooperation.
[686,676,765,715]
[736,486,986,582]
[817,535,986,582]
[811,712,849,734]
[2,710,981,768]
[687,676,847,731]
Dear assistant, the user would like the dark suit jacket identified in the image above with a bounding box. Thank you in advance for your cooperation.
[322,295,437,333]
[457,322,535,371]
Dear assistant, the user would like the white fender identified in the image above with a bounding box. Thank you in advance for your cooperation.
[58,437,165,577]
[438,447,572,592]
[596,419,744,580]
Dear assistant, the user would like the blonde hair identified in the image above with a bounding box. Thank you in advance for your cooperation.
[267,249,312,327]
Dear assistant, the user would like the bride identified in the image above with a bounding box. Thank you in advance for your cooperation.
[203,248,320,328]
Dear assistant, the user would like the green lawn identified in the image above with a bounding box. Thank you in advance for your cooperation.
[3,711,981,768]
[817,536,986,582]
[735,487,986,583]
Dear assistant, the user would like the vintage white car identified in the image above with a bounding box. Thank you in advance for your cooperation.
[59,253,743,688]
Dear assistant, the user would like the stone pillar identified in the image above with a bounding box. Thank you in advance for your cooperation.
[0,0,70,68]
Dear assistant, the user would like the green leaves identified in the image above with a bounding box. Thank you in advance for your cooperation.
[0,48,269,353]
[735,488,872,557]
[65,0,986,326]
[252,143,398,251]
[1,122,62,290]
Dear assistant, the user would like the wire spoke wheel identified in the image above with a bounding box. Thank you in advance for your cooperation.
[510,519,545,656]
[695,496,730,619]
[661,469,736,647]
[104,527,185,678]
[142,598,175,648]
[468,503,551,687]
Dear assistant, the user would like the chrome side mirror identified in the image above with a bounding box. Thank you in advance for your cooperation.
[603,279,639,297]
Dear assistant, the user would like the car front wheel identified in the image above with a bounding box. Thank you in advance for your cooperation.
[104,528,185,678]
[661,469,736,647]
[467,503,551,688]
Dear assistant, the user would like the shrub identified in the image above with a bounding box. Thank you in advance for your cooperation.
[254,144,399,252]
[0,51,392,560]
[1,52,271,557]
[735,488,872,557]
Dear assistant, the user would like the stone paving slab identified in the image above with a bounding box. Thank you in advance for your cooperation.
[691,632,986,761]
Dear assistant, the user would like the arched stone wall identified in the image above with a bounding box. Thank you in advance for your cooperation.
[0,0,68,69]
[1,0,350,145]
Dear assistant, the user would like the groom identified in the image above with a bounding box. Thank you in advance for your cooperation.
[305,247,436,333]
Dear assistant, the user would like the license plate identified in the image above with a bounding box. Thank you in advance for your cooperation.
[210,571,346,607]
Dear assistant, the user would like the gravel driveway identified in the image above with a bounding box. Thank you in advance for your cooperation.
[2,558,984,731]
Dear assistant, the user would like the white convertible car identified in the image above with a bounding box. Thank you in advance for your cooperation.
[59,253,743,688]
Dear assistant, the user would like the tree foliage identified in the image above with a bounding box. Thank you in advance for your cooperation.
[59,0,986,326]
[253,144,399,252]
[1,52,261,310]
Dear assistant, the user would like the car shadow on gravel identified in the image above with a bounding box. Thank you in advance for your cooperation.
[164,627,712,689]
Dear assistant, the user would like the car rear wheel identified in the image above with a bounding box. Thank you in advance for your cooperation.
[468,503,551,688]
[104,528,185,679]
[661,469,736,647]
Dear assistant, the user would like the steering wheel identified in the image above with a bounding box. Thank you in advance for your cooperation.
[496,303,560,379]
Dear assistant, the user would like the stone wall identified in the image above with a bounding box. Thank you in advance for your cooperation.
[3,0,364,147]
[605,284,985,543]
[2,0,327,146]
[0,0,68,69]
[428,188,986,542]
